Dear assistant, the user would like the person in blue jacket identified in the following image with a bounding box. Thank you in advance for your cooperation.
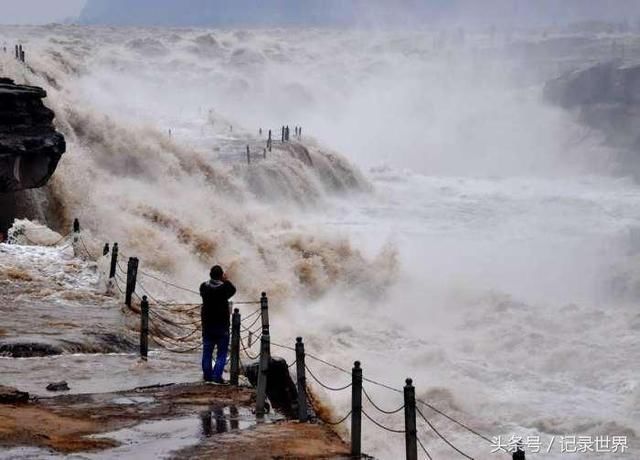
[200,265,236,383]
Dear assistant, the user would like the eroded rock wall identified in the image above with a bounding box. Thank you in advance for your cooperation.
[0,78,65,235]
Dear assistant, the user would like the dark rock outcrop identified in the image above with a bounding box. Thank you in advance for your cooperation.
[544,61,640,175]
[0,342,64,358]
[46,381,70,392]
[0,78,65,193]
[0,385,29,404]
[0,332,137,358]
[243,357,298,418]
[544,61,640,108]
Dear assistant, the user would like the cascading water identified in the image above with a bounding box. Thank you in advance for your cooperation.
[0,24,638,459]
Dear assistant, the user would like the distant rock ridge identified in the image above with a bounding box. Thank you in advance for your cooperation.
[544,61,640,108]
[78,0,356,26]
[544,61,640,176]
[0,78,66,193]
[77,0,638,28]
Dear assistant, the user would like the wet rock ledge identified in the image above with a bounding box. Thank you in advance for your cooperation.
[0,382,351,459]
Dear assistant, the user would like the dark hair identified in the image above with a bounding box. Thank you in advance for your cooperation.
[210,265,224,280]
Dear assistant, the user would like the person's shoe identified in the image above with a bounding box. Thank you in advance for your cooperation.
[212,377,228,385]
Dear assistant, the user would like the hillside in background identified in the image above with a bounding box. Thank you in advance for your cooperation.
[77,0,640,28]
[78,0,356,26]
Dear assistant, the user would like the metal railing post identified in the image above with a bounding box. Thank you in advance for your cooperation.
[295,337,308,422]
[404,378,418,460]
[72,218,80,255]
[140,295,149,360]
[125,257,139,307]
[109,243,118,279]
[230,308,241,385]
[256,327,270,417]
[351,361,362,457]
[260,291,270,336]
[513,445,526,460]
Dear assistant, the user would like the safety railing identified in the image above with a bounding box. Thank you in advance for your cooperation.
[13,218,519,460]
[269,335,517,460]
[242,125,303,164]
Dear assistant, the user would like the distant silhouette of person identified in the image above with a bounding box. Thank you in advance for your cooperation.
[200,265,236,383]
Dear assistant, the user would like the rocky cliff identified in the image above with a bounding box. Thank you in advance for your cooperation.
[544,61,640,109]
[0,78,65,194]
[544,61,640,175]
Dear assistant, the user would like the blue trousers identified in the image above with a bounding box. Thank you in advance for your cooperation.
[202,331,230,381]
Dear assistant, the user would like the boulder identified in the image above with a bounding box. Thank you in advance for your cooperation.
[243,356,298,418]
[0,385,29,404]
[0,341,64,358]
[0,78,66,193]
[46,381,70,392]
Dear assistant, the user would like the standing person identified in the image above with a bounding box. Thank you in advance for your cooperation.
[200,265,236,384]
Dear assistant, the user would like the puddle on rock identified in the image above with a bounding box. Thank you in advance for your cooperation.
[81,406,280,459]
[111,396,156,405]
[0,406,280,459]
[199,406,257,435]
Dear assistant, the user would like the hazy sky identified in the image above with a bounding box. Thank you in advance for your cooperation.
[0,0,86,24]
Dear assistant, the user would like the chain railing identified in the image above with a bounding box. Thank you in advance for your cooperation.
[7,218,516,459]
